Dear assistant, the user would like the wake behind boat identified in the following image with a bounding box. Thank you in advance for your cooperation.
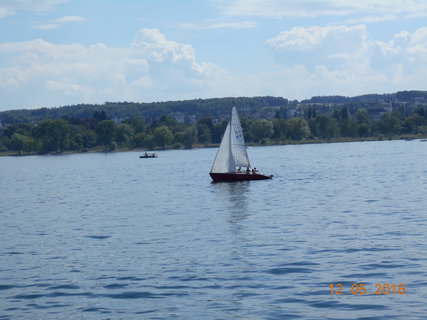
[209,107,273,182]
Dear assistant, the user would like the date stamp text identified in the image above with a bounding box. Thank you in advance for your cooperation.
[329,283,406,295]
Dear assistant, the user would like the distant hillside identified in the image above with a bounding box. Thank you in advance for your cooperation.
[1,91,426,156]
[1,90,427,125]
[0,96,288,125]
[302,90,427,104]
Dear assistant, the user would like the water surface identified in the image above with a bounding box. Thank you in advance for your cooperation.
[1,140,426,319]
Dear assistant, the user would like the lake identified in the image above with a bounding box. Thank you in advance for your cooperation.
[1,140,426,319]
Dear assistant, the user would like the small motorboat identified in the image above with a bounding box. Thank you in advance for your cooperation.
[139,152,158,158]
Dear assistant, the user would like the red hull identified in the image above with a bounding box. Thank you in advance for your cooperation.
[209,172,273,182]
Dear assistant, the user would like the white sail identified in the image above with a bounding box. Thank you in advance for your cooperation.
[210,107,251,173]
[230,107,251,168]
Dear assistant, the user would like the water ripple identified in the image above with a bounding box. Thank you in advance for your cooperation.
[307,300,389,310]
[84,235,111,239]
[1,142,426,319]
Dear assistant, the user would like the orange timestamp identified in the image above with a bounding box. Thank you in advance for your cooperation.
[329,283,406,295]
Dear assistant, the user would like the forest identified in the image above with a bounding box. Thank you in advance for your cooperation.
[1,92,427,155]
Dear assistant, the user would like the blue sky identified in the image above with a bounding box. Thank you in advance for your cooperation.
[1,0,427,111]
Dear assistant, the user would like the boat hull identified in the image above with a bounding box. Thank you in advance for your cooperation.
[139,153,158,158]
[209,172,273,182]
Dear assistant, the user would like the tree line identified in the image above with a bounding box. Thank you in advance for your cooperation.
[1,106,427,155]
[0,96,288,125]
[2,91,426,126]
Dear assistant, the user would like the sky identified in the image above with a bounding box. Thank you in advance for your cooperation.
[0,0,427,111]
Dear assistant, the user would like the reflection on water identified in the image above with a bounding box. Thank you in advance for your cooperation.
[211,181,251,230]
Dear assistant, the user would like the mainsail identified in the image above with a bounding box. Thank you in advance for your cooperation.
[210,107,251,173]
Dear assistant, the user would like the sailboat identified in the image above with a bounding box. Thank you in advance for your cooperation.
[209,107,273,182]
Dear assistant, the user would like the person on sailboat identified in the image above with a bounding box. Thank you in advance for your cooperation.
[237,167,242,173]
[246,167,250,174]
[252,168,259,174]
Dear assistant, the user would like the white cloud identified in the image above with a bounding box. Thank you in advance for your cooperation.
[266,25,368,71]
[32,23,59,30]
[45,80,93,96]
[32,15,87,30]
[0,7,14,18]
[267,24,367,53]
[131,28,196,64]
[178,20,256,30]
[370,27,427,86]
[0,29,242,108]
[54,16,87,23]
[371,27,427,65]
[263,25,427,98]
[0,0,68,18]
[217,0,427,19]
[1,24,427,110]
[346,14,398,24]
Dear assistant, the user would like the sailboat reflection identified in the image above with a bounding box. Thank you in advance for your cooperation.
[213,181,251,233]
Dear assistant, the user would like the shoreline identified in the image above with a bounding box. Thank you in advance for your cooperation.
[1,134,426,157]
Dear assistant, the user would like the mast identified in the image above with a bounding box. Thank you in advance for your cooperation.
[229,107,234,171]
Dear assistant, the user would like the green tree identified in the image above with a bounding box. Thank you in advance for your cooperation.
[272,118,289,141]
[274,106,288,119]
[115,124,135,147]
[152,126,174,148]
[288,117,311,140]
[133,133,154,149]
[377,113,401,136]
[55,119,71,152]
[402,114,427,134]
[82,130,97,148]
[184,126,198,148]
[173,131,186,149]
[355,108,372,125]
[96,120,116,150]
[356,123,370,137]
[133,132,147,148]
[339,119,357,137]
[93,110,107,121]
[70,133,83,150]
[250,119,274,142]
[196,123,212,144]
[414,107,425,117]
[175,126,198,149]
[308,115,340,139]
[306,106,317,120]
[197,116,214,131]
[32,119,71,153]
[354,108,373,137]
[123,116,145,134]
[15,123,33,137]
[9,133,32,154]
[152,115,178,130]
